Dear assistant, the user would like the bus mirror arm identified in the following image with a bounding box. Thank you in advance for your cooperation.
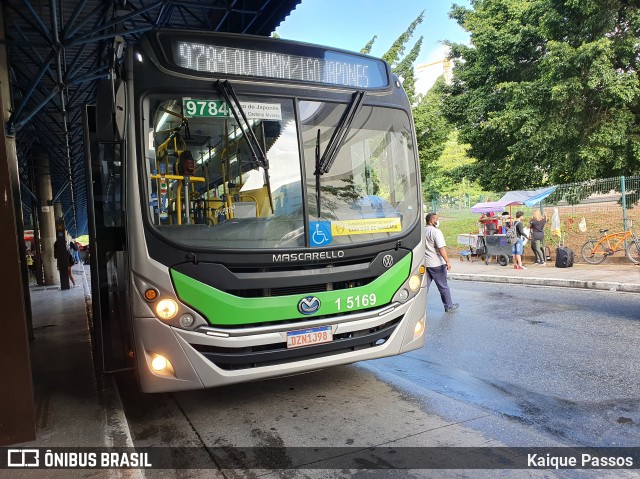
[314,129,321,217]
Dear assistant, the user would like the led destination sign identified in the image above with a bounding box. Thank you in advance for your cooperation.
[175,41,388,89]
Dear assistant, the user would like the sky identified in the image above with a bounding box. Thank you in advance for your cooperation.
[275,0,471,93]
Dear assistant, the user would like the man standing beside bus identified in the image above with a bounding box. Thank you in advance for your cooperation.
[424,213,459,313]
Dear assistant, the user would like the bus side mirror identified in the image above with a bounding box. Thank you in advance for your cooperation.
[96,79,126,142]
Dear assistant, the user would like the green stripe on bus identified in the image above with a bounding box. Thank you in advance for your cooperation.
[170,254,411,325]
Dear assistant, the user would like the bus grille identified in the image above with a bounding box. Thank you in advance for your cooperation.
[227,276,377,298]
[190,317,402,371]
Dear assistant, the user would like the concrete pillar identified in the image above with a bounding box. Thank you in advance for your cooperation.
[0,5,36,444]
[37,153,58,285]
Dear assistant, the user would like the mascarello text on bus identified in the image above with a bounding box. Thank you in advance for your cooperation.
[87,30,427,393]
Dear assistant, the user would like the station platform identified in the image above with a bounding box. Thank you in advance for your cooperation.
[5,265,140,479]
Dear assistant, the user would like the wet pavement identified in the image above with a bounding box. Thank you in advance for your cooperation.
[5,260,640,478]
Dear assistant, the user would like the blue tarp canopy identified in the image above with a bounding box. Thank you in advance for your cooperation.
[471,186,557,213]
[498,186,558,207]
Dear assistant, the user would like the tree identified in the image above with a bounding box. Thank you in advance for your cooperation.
[362,11,477,200]
[445,0,640,190]
[362,12,425,104]
[360,36,377,55]
[414,78,489,205]
[394,37,424,104]
[413,77,453,198]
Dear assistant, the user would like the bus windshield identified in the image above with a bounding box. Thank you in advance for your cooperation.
[301,101,419,246]
[142,93,419,249]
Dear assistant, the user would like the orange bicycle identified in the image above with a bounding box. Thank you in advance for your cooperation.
[580,228,640,264]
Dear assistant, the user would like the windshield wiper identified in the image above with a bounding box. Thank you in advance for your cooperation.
[314,91,364,218]
[315,129,321,216]
[215,80,269,170]
[314,90,365,176]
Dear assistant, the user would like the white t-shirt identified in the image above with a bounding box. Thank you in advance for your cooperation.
[424,225,447,267]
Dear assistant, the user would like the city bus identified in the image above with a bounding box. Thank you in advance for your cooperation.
[86,29,427,393]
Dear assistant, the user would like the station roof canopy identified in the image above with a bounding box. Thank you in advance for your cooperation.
[2,0,300,237]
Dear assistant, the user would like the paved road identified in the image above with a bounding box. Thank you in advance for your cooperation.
[365,280,640,446]
[115,281,640,478]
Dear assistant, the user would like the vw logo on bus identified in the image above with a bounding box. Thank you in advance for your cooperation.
[382,254,394,268]
[298,296,321,315]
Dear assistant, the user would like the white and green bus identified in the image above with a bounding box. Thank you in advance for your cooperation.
[87,30,427,392]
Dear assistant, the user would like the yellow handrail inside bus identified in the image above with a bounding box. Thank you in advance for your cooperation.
[150,174,205,182]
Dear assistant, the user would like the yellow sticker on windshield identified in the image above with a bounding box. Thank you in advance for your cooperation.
[331,218,402,236]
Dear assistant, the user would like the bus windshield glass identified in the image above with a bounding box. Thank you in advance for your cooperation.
[301,101,419,246]
[142,94,418,249]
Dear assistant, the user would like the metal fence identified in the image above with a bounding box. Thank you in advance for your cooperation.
[434,176,640,262]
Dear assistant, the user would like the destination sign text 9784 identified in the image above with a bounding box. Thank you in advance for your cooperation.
[175,42,388,89]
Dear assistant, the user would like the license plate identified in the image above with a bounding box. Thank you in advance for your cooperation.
[286,326,333,349]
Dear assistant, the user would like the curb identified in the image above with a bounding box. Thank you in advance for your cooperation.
[448,273,640,294]
[80,268,145,479]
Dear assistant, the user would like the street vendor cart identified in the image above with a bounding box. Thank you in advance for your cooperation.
[478,234,511,266]
[469,186,558,266]
[469,200,512,266]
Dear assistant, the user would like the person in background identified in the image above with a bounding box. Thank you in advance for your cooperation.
[424,212,459,313]
[479,212,499,235]
[500,211,511,233]
[26,249,35,274]
[512,211,528,270]
[529,209,547,265]
[54,234,76,287]
[66,245,77,287]
[70,239,80,264]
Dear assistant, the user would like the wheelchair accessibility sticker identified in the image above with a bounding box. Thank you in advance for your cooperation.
[310,221,332,247]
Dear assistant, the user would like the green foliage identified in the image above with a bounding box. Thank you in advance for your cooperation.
[394,36,424,104]
[382,11,425,67]
[358,10,495,204]
[445,0,640,189]
[360,12,424,102]
[413,78,452,196]
[360,36,377,55]
[414,78,493,204]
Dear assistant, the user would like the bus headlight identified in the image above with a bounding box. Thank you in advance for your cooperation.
[414,318,425,339]
[149,353,175,376]
[408,274,422,291]
[151,354,168,372]
[155,298,178,320]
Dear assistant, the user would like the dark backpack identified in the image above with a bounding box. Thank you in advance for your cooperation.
[505,222,519,244]
[68,251,76,265]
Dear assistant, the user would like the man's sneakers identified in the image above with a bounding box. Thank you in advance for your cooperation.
[445,303,459,313]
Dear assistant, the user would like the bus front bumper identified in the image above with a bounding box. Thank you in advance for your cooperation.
[133,288,427,393]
